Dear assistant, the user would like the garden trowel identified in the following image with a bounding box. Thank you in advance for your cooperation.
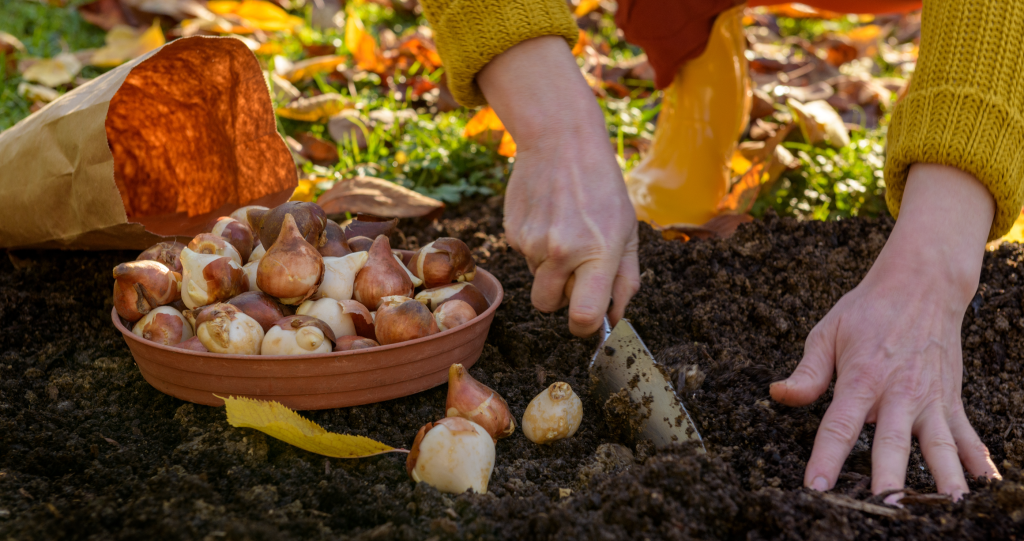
[590,317,705,451]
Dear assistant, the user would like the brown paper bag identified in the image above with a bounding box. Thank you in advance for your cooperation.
[0,36,297,250]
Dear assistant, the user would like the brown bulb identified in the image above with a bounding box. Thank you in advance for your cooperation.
[132,306,193,346]
[227,291,290,333]
[210,216,255,264]
[408,238,476,288]
[319,219,353,257]
[415,282,490,315]
[352,235,414,310]
[113,260,182,322]
[248,202,327,249]
[434,300,477,331]
[175,336,209,352]
[334,335,380,351]
[338,214,397,241]
[136,241,184,273]
[446,363,515,441]
[257,213,325,305]
[347,236,373,252]
[374,296,438,345]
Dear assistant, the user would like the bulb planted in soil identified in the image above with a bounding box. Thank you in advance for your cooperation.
[407,417,495,494]
[522,382,583,444]
[446,364,514,440]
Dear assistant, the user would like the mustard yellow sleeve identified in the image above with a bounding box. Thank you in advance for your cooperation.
[420,0,579,107]
[884,0,1024,240]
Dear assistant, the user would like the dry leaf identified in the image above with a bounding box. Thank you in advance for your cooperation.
[276,93,351,122]
[390,35,442,72]
[574,0,601,17]
[124,0,214,20]
[293,131,339,163]
[498,130,517,157]
[345,7,386,73]
[289,178,317,201]
[327,112,368,149]
[317,176,445,220]
[282,55,346,82]
[571,29,590,57]
[78,0,132,31]
[787,98,849,148]
[22,52,82,87]
[208,0,304,32]
[17,82,60,103]
[1,32,26,77]
[463,106,505,144]
[221,395,403,458]
[90,23,166,67]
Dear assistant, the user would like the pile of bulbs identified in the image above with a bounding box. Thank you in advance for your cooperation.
[409,364,584,495]
[112,202,490,355]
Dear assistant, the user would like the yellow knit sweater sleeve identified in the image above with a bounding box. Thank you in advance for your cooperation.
[884,0,1024,240]
[420,0,579,107]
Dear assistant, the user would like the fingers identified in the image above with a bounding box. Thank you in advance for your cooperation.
[915,409,969,499]
[771,320,837,407]
[530,260,571,314]
[869,399,914,496]
[565,258,618,337]
[803,382,873,491]
[949,406,1002,481]
[608,240,640,327]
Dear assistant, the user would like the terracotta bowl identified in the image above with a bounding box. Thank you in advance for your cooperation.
[112,269,503,410]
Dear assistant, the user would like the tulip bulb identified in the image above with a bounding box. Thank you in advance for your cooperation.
[406,417,495,495]
[247,201,327,249]
[230,204,268,239]
[132,305,193,345]
[408,238,476,288]
[434,300,477,331]
[334,335,380,351]
[227,291,290,333]
[395,254,423,287]
[136,241,184,273]
[261,315,336,355]
[210,216,255,264]
[522,382,583,444]
[295,298,374,340]
[318,252,368,300]
[446,364,514,441]
[338,214,397,241]
[375,296,438,345]
[257,213,325,305]
[353,235,414,310]
[347,236,373,252]
[180,247,246,309]
[175,336,209,352]
[113,260,182,322]
[249,243,266,264]
[242,260,260,293]
[194,303,265,355]
[187,233,243,263]
[319,219,353,257]
[415,282,490,315]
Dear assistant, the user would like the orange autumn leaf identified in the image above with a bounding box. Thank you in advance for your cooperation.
[574,0,601,17]
[345,7,386,73]
[463,106,505,137]
[571,29,590,57]
[282,55,347,82]
[396,36,442,71]
[762,3,844,19]
[498,130,516,157]
[207,0,303,32]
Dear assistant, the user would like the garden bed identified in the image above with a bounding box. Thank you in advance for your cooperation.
[2,202,1023,540]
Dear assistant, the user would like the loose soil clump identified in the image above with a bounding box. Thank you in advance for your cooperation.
[2,204,1024,540]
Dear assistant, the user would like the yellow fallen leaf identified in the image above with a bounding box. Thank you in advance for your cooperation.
[787,98,850,148]
[345,7,386,73]
[208,0,302,32]
[463,106,504,137]
[22,52,82,87]
[289,179,317,202]
[90,23,166,68]
[17,81,60,103]
[498,130,516,157]
[220,396,403,458]
[730,150,752,176]
[283,55,347,83]
[276,93,351,122]
[574,0,601,17]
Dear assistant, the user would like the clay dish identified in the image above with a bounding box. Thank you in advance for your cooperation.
[113,269,503,410]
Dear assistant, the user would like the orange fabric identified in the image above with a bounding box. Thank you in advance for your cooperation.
[618,0,922,90]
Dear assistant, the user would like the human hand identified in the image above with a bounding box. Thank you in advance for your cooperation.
[771,164,1002,501]
[478,37,640,337]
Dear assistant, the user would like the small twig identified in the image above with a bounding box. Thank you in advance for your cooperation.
[817,492,909,519]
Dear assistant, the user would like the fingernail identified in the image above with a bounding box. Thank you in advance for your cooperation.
[810,476,828,491]
[883,492,905,507]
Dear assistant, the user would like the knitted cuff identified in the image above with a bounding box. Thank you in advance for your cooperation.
[422,0,579,108]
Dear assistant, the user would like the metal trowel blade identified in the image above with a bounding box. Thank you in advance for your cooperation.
[590,318,704,451]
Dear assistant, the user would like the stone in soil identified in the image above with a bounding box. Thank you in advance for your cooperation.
[1,205,1024,539]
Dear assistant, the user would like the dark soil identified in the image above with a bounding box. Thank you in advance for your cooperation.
[3,202,1024,540]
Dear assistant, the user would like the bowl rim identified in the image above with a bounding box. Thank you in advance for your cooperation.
[113,267,503,360]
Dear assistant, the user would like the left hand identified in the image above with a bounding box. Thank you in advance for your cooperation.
[771,164,1002,501]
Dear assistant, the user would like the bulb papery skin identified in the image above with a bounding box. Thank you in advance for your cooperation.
[434,300,477,331]
[295,298,374,340]
[414,282,490,315]
[249,202,327,249]
[175,336,209,352]
[194,303,265,355]
[113,260,182,322]
[132,306,193,346]
[257,213,324,305]
[353,235,414,310]
[409,238,477,288]
[187,233,243,265]
[522,382,583,444]
[319,220,353,257]
[248,243,266,265]
[395,254,423,287]
[261,315,336,355]
[243,261,260,293]
[347,236,373,252]
[136,241,184,273]
[211,216,255,264]
[180,248,247,310]
[227,291,289,333]
[375,297,438,345]
[446,364,515,440]
[318,252,369,300]
[334,335,380,351]
[338,214,397,241]
[230,205,268,242]
[406,417,495,495]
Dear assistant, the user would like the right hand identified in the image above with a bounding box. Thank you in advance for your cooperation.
[478,36,640,337]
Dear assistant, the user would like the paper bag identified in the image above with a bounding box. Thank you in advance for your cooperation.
[0,36,297,250]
